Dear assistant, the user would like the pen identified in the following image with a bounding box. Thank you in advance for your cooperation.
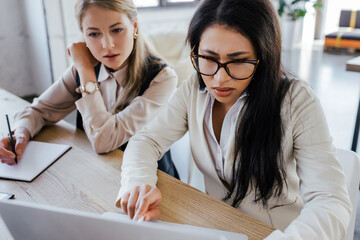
[5,114,17,164]
[0,192,15,200]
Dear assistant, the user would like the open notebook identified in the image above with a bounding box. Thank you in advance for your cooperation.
[0,200,249,240]
[0,141,71,181]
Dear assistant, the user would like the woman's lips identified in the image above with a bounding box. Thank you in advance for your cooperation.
[212,87,234,97]
[104,54,120,61]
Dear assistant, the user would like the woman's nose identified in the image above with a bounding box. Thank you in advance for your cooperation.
[214,66,231,84]
[101,35,115,49]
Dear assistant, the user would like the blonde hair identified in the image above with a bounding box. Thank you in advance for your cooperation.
[75,0,163,113]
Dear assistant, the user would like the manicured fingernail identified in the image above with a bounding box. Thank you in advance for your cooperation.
[137,215,145,223]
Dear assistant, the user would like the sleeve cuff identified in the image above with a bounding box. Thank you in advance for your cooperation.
[13,119,38,138]
[75,91,107,119]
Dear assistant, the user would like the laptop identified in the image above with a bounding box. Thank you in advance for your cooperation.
[0,200,247,240]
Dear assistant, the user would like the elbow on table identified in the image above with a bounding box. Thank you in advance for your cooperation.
[90,133,125,154]
[85,126,127,154]
[87,133,113,154]
[91,140,112,154]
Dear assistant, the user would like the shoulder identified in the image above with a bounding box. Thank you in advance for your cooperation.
[153,66,178,83]
[281,80,325,128]
[169,72,201,105]
[177,72,199,92]
[146,66,178,93]
[286,80,316,101]
[282,80,319,111]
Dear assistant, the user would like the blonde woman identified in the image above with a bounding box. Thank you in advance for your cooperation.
[0,0,178,176]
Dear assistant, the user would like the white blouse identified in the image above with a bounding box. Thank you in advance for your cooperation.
[203,90,247,180]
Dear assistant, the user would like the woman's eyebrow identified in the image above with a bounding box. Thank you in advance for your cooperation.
[201,49,250,57]
[86,27,100,31]
[86,22,122,31]
[227,51,250,57]
[109,22,122,28]
[202,49,219,56]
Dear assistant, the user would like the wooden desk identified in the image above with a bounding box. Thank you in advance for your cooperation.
[346,56,360,152]
[0,88,274,239]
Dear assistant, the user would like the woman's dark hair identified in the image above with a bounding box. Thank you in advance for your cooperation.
[187,0,294,207]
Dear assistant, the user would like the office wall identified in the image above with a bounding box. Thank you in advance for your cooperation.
[0,0,33,97]
[23,0,52,95]
[0,0,52,97]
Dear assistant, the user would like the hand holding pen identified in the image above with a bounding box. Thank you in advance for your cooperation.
[6,114,17,164]
[0,115,30,165]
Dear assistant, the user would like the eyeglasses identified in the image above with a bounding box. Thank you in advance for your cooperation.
[190,52,259,80]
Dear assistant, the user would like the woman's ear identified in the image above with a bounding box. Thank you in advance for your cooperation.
[133,18,138,34]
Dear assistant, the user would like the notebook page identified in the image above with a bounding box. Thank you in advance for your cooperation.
[0,141,71,181]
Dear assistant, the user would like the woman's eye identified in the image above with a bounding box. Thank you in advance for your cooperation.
[202,56,218,62]
[112,28,124,33]
[88,32,100,38]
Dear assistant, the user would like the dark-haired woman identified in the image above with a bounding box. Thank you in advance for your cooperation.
[116,0,351,238]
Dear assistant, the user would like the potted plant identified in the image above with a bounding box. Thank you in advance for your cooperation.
[277,0,322,50]
[278,0,322,21]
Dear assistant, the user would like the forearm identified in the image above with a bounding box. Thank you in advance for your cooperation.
[116,137,160,205]
[13,66,78,137]
[266,197,351,239]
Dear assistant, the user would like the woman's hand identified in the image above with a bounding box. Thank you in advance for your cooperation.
[0,127,30,165]
[120,184,162,221]
[67,42,98,73]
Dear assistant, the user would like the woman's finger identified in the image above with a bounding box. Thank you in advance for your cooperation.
[120,192,130,215]
[14,136,28,161]
[134,187,161,221]
[0,137,16,164]
[0,147,16,164]
[135,184,149,212]
[143,207,161,222]
[0,137,11,149]
[127,186,140,219]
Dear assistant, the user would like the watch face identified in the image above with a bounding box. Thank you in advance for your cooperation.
[85,82,97,93]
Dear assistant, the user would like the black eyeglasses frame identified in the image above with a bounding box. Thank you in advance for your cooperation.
[190,52,260,80]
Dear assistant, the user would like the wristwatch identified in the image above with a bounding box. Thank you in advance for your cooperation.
[75,81,99,94]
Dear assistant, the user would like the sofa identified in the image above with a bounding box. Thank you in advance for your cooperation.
[146,29,194,85]
[324,10,360,52]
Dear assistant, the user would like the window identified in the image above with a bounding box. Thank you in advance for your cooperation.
[133,0,159,7]
[134,0,199,8]
[167,0,195,3]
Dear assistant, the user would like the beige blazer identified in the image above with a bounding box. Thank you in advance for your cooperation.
[13,64,177,153]
[117,73,351,239]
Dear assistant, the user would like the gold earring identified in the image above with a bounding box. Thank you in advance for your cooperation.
[133,32,138,40]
